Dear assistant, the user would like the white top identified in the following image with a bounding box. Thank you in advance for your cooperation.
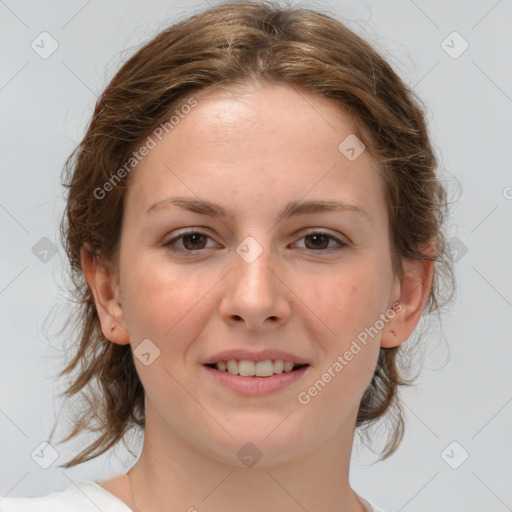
[0,481,387,512]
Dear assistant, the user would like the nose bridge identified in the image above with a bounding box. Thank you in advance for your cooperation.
[233,234,277,300]
[220,234,290,328]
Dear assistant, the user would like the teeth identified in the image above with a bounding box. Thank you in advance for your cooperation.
[227,359,238,375]
[254,360,274,377]
[273,359,284,373]
[215,359,302,377]
[283,360,294,372]
[238,360,256,377]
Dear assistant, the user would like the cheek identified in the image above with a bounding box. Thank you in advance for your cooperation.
[120,249,214,342]
[301,259,391,341]
[296,271,383,425]
[120,257,213,402]
[295,259,389,399]
[305,351,378,440]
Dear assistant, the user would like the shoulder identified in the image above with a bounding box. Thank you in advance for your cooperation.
[369,504,388,512]
[0,481,132,512]
[367,500,389,512]
[358,493,389,512]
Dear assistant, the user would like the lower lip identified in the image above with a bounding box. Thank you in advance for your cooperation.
[203,365,309,395]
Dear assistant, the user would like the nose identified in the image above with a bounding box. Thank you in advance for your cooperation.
[218,244,291,331]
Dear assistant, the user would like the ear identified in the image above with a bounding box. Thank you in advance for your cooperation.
[380,243,435,349]
[81,245,130,345]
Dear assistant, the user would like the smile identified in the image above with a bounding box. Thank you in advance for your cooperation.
[206,359,308,377]
[203,361,310,395]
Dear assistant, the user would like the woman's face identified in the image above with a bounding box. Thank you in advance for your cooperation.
[114,82,402,466]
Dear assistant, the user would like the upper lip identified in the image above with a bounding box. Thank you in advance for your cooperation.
[202,348,310,365]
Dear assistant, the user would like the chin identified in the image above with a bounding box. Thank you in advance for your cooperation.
[199,426,310,468]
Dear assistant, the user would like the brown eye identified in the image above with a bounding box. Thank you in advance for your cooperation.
[294,231,347,253]
[181,233,208,250]
[165,231,213,253]
[303,233,331,250]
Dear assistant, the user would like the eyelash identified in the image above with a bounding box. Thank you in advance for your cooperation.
[164,230,347,255]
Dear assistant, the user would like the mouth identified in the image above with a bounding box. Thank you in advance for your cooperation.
[204,359,310,378]
[203,359,310,395]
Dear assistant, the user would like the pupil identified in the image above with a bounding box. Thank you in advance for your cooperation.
[307,234,328,249]
[184,233,205,250]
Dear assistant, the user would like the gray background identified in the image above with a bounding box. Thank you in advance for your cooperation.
[1,1,511,511]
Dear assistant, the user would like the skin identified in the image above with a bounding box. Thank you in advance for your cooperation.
[83,81,433,512]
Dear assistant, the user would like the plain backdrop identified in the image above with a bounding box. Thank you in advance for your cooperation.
[1,1,511,511]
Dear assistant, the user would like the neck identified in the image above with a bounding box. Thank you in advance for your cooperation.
[126,401,366,512]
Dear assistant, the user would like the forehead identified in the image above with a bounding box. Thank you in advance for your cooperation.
[124,82,385,224]
[166,81,361,155]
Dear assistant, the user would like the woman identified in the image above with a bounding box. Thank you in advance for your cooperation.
[0,1,453,511]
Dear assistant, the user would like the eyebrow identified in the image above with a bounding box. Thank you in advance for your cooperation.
[145,196,370,223]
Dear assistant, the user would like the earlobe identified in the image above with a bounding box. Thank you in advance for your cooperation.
[380,255,434,349]
[81,247,130,346]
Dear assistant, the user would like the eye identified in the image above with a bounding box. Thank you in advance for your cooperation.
[164,229,347,255]
[164,230,217,253]
[292,231,347,253]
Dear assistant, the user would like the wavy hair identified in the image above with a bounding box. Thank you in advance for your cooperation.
[50,0,455,467]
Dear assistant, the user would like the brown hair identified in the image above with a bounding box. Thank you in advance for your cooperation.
[52,0,454,468]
